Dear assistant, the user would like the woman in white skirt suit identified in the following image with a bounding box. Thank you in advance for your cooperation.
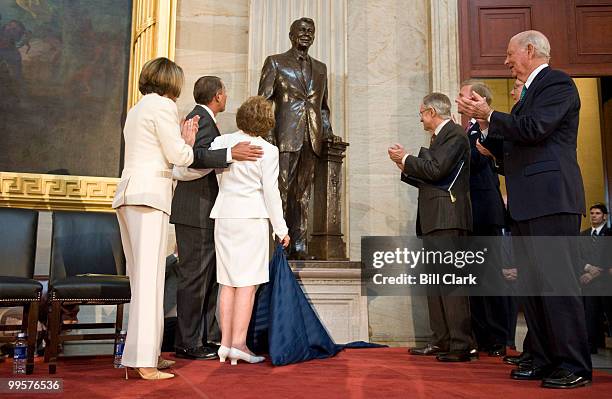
[209,96,290,365]
[112,57,198,380]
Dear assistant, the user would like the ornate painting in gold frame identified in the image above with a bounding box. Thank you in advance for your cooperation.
[0,0,176,212]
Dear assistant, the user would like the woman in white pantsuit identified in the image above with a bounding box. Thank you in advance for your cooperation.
[112,58,198,380]
[209,96,290,365]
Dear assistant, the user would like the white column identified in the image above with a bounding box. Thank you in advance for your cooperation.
[430,0,461,116]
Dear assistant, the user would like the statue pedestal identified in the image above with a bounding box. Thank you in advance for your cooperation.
[290,259,368,343]
[310,139,349,260]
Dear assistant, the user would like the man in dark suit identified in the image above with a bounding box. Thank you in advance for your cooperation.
[457,30,591,388]
[389,92,474,362]
[457,80,511,358]
[258,17,339,259]
[170,76,263,359]
[578,203,612,354]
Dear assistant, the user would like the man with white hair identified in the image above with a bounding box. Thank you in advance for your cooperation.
[457,30,591,388]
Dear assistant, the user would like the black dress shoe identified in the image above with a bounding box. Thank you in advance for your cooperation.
[541,368,591,389]
[510,365,552,380]
[436,350,472,362]
[409,343,446,356]
[175,346,218,360]
[503,352,532,365]
[487,344,506,357]
[469,348,479,359]
[203,342,220,352]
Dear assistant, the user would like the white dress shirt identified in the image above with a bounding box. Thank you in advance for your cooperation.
[591,223,606,236]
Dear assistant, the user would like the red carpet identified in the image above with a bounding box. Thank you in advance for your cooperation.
[1,348,611,398]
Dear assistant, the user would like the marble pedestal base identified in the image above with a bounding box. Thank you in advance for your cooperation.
[290,260,368,344]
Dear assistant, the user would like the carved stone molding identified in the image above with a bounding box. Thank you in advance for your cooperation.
[0,172,118,212]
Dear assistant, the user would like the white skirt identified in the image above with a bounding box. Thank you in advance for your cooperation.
[214,218,270,287]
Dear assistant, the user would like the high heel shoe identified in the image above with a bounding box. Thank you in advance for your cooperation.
[218,345,231,363]
[228,347,265,365]
[124,367,174,380]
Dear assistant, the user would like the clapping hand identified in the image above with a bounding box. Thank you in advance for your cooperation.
[388,143,406,164]
[388,144,407,171]
[180,115,200,147]
[475,140,495,160]
[456,91,492,120]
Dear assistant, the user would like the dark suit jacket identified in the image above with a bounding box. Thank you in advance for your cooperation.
[467,122,505,228]
[258,48,332,156]
[170,106,229,229]
[402,121,472,235]
[579,226,612,271]
[488,66,585,221]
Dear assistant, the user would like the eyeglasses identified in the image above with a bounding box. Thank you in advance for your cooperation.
[418,107,432,118]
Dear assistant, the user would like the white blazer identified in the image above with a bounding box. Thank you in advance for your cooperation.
[209,131,288,239]
[112,93,194,214]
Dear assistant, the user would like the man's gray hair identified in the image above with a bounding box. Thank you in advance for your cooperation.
[512,30,551,61]
[423,92,451,119]
[459,79,493,106]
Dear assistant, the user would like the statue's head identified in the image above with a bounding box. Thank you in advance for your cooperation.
[289,18,315,52]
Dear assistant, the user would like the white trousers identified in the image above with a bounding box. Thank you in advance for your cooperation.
[116,205,168,368]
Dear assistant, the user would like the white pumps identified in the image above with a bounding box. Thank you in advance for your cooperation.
[218,345,231,363]
[227,347,265,365]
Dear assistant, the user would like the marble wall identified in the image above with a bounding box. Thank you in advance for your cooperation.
[345,0,432,346]
[174,0,250,132]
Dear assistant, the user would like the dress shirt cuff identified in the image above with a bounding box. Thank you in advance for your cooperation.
[226,147,233,163]
[487,110,494,123]
[480,128,489,140]
[401,154,409,168]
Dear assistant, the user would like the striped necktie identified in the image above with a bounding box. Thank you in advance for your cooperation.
[465,121,474,133]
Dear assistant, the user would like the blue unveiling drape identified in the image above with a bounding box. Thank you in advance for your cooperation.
[247,245,384,366]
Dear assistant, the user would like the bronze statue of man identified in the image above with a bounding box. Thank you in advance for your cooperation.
[258,17,338,259]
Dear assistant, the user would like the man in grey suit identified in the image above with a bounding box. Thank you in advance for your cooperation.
[170,77,262,359]
[389,93,475,362]
[258,17,339,259]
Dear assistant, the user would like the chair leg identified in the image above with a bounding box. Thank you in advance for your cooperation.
[115,304,124,333]
[43,304,51,363]
[25,302,39,374]
[46,301,62,374]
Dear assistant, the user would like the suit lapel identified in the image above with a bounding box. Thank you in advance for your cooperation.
[512,66,550,115]
[430,120,454,149]
[284,51,308,93]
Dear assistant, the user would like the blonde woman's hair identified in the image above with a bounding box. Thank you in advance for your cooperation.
[138,57,184,100]
[236,96,275,137]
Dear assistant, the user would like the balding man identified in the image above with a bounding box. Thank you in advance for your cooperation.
[457,30,591,388]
